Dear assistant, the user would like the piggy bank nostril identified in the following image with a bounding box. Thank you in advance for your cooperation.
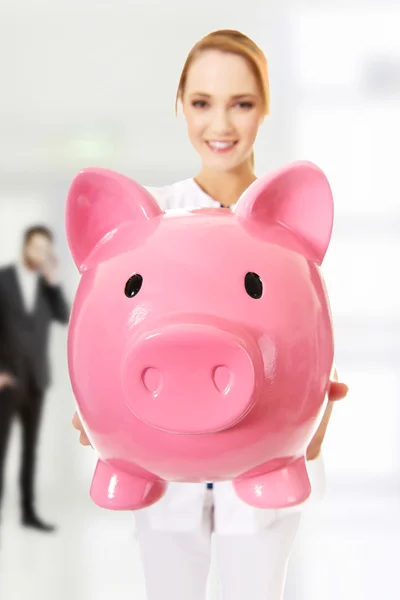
[141,368,162,395]
[212,366,231,395]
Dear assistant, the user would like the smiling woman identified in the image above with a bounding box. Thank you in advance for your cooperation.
[175,29,270,206]
[71,27,348,600]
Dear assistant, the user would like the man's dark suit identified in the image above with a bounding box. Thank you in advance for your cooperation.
[0,264,69,519]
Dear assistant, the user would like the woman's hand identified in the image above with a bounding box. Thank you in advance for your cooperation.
[306,373,349,461]
[72,411,92,447]
[328,380,349,402]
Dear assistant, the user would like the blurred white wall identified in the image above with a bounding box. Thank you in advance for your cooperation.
[0,1,399,599]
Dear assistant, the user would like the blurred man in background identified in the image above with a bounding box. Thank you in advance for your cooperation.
[0,225,69,533]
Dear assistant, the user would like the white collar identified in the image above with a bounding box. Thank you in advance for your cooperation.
[190,178,237,210]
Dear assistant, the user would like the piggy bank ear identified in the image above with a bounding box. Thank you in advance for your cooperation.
[234,161,334,264]
[66,168,164,272]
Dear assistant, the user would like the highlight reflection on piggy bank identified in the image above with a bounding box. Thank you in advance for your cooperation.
[66,161,335,511]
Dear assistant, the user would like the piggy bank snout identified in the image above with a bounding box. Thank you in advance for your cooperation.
[122,324,259,434]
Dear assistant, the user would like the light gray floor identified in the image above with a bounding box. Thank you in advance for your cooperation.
[0,330,398,599]
[1,483,399,600]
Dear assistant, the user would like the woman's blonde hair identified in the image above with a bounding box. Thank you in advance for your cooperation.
[175,29,270,168]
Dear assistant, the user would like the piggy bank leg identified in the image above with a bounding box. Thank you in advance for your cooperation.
[233,457,311,509]
[90,460,167,510]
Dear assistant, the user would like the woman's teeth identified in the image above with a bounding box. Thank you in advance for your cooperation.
[206,141,237,152]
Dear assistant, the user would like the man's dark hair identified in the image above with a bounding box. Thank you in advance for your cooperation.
[23,225,54,245]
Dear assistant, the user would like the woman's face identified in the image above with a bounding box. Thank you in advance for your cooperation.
[182,50,265,172]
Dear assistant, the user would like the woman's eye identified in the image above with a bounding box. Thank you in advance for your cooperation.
[236,102,254,109]
[192,100,208,108]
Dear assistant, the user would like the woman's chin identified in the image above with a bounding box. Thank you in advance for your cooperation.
[200,154,248,173]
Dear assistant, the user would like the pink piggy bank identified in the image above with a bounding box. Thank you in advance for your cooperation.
[66,161,335,511]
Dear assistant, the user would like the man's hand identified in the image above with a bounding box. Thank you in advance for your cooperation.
[0,372,16,391]
[72,412,92,447]
[42,253,59,286]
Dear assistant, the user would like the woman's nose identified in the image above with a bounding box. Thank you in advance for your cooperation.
[209,109,232,136]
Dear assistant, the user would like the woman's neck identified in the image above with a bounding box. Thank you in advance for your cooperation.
[194,161,257,207]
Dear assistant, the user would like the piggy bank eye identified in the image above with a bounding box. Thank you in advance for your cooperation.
[125,274,143,298]
[245,272,263,299]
